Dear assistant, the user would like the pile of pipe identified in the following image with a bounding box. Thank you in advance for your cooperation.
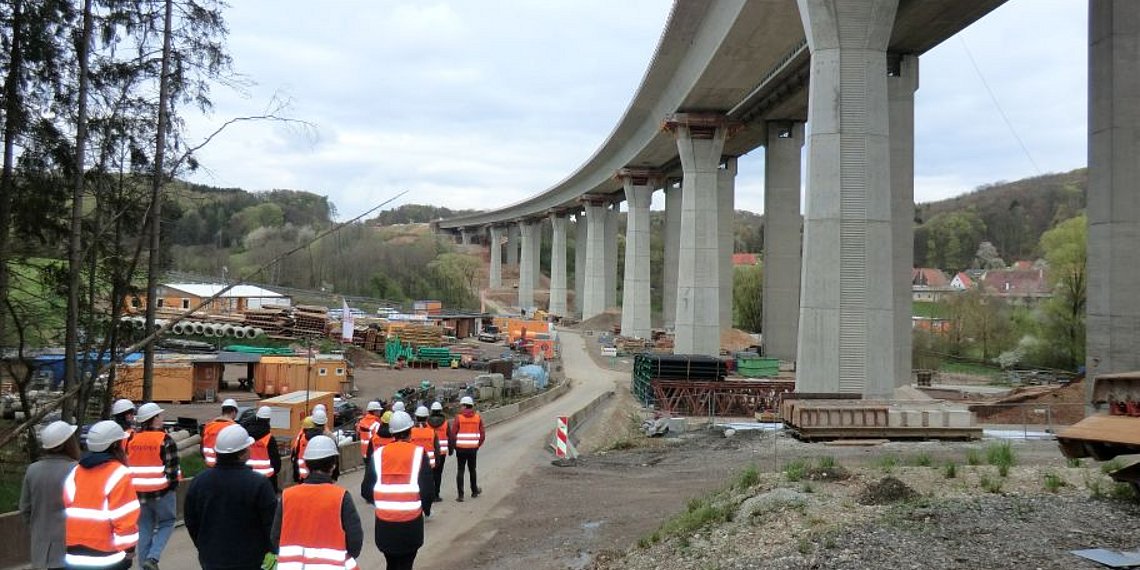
[120,316,263,339]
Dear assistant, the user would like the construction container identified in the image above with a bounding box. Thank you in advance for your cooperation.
[253,355,346,397]
[114,361,223,403]
[781,398,979,440]
[736,356,779,378]
[413,300,443,315]
[258,390,335,440]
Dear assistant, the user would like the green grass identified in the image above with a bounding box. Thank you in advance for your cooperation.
[942,462,958,479]
[0,473,22,513]
[1043,472,1066,493]
[939,360,1004,380]
[873,455,899,473]
[181,454,207,478]
[784,460,807,482]
[986,442,1016,468]
[655,497,735,540]
[965,449,982,466]
[908,453,934,467]
[1101,458,1125,474]
[913,301,950,319]
[817,456,838,470]
[980,475,1004,494]
[1066,457,1083,468]
[735,465,760,491]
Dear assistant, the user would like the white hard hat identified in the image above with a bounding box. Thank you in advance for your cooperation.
[256,406,272,419]
[111,399,135,416]
[40,421,77,449]
[460,396,474,407]
[136,402,164,423]
[388,411,414,434]
[311,410,328,426]
[302,435,339,460]
[430,401,443,412]
[414,405,429,418]
[392,401,406,412]
[86,420,126,452]
[221,398,239,410]
[366,401,383,412]
[215,424,254,454]
[314,404,327,414]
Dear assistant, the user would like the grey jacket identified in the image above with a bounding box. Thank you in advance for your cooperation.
[19,454,77,569]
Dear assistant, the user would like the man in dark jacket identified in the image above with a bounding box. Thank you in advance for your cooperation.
[185,425,276,570]
[361,411,434,570]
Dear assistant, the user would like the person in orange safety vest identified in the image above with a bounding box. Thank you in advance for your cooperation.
[356,400,384,458]
[126,403,180,570]
[110,398,135,451]
[244,406,281,492]
[290,409,330,482]
[426,401,449,502]
[199,398,239,468]
[409,406,440,471]
[272,435,362,570]
[360,411,433,570]
[448,396,485,502]
[64,420,140,570]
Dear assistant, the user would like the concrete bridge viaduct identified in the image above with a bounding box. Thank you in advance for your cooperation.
[437,0,1140,398]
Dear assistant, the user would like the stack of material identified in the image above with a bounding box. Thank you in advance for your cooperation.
[736,356,780,378]
[293,305,329,337]
[448,345,477,366]
[391,324,444,348]
[615,336,650,354]
[653,336,675,353]
[384,337,415,365]
[347,327,384,352]
[781,398,980,441]
[415,347,453,366]
[243,305,291,337]
[632,354,727,407]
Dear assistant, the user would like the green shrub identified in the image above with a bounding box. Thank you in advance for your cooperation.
[736,465,760,491]
[965,449,982,466]
[874,455,899,473]
[986,442,1016,468]
[942,462,958,479]
[1066,457,1082,468]
[1101,458,1125,474]
[980,475,1004,494]
[909,453,934,467]
[1043,472,1065,493]
[784,460,807,482]
[998,463,1011,478]
[817,456,837,470]
[1111,482,1138,502]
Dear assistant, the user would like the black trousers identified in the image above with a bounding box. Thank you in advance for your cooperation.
[455,449,478,495]
[432,454,446,496]
[383,550,417,570]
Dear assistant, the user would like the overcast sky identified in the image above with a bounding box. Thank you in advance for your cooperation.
[182,0,1087,220]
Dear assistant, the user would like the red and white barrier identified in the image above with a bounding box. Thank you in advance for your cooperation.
[551,416,578,461]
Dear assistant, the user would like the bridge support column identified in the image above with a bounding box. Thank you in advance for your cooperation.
[796,0,898,397]
[582,201,609,320]
[518,220,538,309]
[666,114,733,356]
[489,225,504,289]
[460,229,472,246]
[1089,0,1140,376]
[619,170,657,339]
[575,211,586,317]
[718,157,737,331]
[531,221,543,299]
[763,121,804,363]
[605,202,619,309]
[663,180,681,330]
[890,54,919,387]
[506,225,519,269]
[549,213,568,317]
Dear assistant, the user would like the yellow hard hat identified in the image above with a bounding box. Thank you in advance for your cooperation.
[381,410,393,424]
[302,417,315,429]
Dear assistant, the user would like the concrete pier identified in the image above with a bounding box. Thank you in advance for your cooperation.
[663,180,681,330]
[460,229,472,246]
[1088,0,1140,376]
[531,221,542,295]
[518,220,538,309]
[582,201,609,320]
[605,202,619,309]
[619,170,656,339]
[666,114,731,357]
[575,211,587,317]
[889,54,918,387]
[718,157,737,331]
[796,0,899,397]
[549,213,568,316]
[506,224,519,268]
[762,122,804,363]
[489,225,504,289]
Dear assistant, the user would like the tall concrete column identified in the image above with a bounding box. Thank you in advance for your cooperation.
[531,221,543,297]
[582,201,609,319]
[604,202,619,309]
[666,114,732,356]
[718,157,737,331]
[763,122,805,363]
[489,225,504,289]
[506,225,519,268]
[796,0,898,397]
[460,229,472,246]
[619,170,656,339]
[575,211,587,317]
[889,54,919,387]
[1088,0,1140,377]
[549,213,568,316]
[518,220,537,309]
[663,180,681,330]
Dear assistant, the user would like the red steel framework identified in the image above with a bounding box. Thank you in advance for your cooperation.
[651,380,795,416]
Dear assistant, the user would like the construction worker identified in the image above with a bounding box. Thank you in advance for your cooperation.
[244,406,281,492]
[199,398,239,468]
[360,411,433,570]
[184,424,276,570]
[126,403,180,570]
[290,409,329,482]
[449,396,485,502]
[426,401,448,501]
[409,406,440,473]
[111,399,136,448]
[356,401,383,458]
[271,436,362,570]
[19,421,79,570]
[63,420,139,570]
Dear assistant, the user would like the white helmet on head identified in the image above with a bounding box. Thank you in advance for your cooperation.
[303,435,339,460]
[388,411,414,434]
[414,405,429,418]
[366,401,383,412]
[111,399,135,416]
[40,421,77,450]
[215,424,254,454]
[460,396,474,407]
[430,401,443,412]
[256,406,272,419]
[221,398,239,411]
[392,401,405,412]
[136,402,164,423]
[311,410,328,426]
[86,420,126,452]
[314,404,327,414]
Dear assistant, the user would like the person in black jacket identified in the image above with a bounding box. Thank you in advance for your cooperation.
[185,424,276,570]
[242,410,282,493]
[361,411,434,570]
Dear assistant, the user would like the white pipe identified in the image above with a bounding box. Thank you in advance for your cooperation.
[221,324,235,337]
[250,328,264,338]
[233,327,248,339]
[193,322,206,335]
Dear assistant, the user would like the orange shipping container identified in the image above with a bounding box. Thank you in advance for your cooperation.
[114,363,200,403]
[258,390,336,440]
[253,356,346,397]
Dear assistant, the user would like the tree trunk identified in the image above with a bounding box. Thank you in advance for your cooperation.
[143,0,175,401]
[0,0,25,356]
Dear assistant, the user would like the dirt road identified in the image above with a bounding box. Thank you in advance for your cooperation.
[156,331,625,567]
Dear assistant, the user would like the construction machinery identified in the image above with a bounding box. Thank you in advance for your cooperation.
[1056,372,1140,491]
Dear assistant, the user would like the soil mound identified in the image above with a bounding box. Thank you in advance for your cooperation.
[805,464,851,482]
[721,328,757,352]
[578,309,622,331]
[857,476,918,505]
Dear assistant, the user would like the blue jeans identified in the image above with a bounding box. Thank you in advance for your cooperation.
[137,491,176,566]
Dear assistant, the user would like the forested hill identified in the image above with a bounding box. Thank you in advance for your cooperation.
[167,182,335,248]
[914,168,1086,271]
[368,204,482,225]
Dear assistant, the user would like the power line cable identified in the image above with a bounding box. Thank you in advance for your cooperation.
[958,35,1042,175]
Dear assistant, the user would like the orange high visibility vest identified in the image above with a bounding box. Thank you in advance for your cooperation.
[200,418,234,468]
[454,413,482,449]
[434,422,449,456]
[246,433,275,478]
[278,483,357,570]
[126,431,174,493]
[63,461,140,567]
[293,431,310,480]
[409,426,437,468]
[356,415,380,457]
[119,427,134,451]
[371,442,423,523]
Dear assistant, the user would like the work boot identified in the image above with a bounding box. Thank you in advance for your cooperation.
[456,494,464,502]
[472,487,482,498]
[142,559,160,570]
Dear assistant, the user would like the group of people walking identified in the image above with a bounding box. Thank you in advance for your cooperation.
[19,393,485,570]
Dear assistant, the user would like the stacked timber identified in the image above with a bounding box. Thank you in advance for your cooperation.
[392,324,444,348]
[292,305,329,338]
[615,337,650,354]
[243,306,291,336]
